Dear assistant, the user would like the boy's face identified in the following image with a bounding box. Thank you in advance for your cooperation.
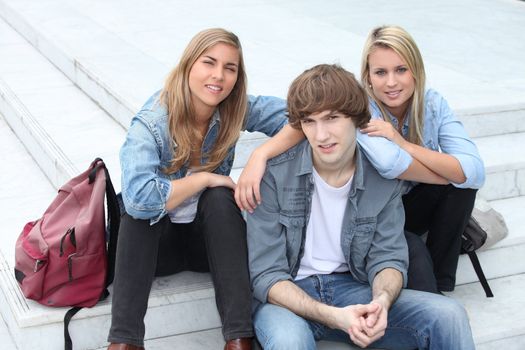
[300,110,357,172]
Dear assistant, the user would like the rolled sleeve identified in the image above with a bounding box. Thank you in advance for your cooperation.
[120,115,171,224]
[357,132,413,179]
[434,92,485,189]
[366,182,409,287]
[244,95,288,136]
[246,171,293,303]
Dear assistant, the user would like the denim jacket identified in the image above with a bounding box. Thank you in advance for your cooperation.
[359,89,485,189]
[246,140,409,304]
[120,91,287,224]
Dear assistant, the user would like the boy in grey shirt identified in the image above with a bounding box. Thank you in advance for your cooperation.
[246,64,475,350]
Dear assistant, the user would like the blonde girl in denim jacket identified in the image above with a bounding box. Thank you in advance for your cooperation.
[359,25,485,293]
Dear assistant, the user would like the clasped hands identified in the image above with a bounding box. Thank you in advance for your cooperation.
[336,300,388,348]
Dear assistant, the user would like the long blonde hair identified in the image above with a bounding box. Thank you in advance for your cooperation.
[160,28,247,173]
[361,25,426,146]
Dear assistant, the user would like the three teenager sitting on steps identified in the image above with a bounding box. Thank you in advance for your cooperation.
[109,26,483,349]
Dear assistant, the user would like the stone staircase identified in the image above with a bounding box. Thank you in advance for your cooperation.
[0,0,524,349]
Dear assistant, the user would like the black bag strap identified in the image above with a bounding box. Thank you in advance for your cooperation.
[64,307,82,350]
[466,251,494,298]
[63,158,121,350]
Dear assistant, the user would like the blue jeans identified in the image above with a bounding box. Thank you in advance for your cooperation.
[253,273,475,350]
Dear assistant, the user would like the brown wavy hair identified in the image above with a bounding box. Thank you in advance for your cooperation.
[160,28,247,173]
[287,64,370,129]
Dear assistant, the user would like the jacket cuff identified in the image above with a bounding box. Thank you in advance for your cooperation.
[253,272,292,303]
[449,153,485,189]
[368,263,408,289]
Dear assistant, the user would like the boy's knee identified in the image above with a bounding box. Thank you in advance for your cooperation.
[436,298,469,325]
[257,327,315,350]
[420,296,471,338]
[254,304,315,350]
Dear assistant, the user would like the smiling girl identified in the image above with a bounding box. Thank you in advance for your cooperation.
[359,25,485,293]
[107,28,301,350]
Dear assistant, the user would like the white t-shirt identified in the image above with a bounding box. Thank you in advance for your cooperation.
[167,170,204,223]
[295,168,352,281]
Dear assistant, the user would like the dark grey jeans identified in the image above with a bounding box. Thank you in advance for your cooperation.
[107,187,253,346]
[403,183,477,292]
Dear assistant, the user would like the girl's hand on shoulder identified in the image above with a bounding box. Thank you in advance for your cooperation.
[234,151,267,213]
[361,119,405,146]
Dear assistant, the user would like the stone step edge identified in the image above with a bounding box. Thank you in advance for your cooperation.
[0,0,135,130]
[456,102,525,117]
[0,77,76,188]
[456,242,525,285]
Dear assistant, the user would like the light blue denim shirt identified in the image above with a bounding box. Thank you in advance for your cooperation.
[247,140,408,304]
[359,89,485,189]
[120,91,287,224]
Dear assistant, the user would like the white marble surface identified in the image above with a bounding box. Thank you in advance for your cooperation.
[480,170,521,201]
[476,131,525,200]
[460,109,525,138]
[2,0,525,127]
[0,313,17,350]
[0,16,125,190]
[477,132,525,174]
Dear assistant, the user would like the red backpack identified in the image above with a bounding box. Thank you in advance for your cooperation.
[14,158,120,348]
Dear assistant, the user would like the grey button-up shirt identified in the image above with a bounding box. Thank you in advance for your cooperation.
[247,140,409,304]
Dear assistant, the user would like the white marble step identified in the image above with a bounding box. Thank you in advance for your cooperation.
[459,105,525,138]
[476,131,525,201]
[1,0,525,176]
[95,274,525,350]
[0,17,125,190]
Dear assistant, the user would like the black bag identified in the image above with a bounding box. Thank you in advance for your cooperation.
[461,214,487,253]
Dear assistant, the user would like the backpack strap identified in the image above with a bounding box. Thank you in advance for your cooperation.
[64,306,82,350]
[466,251,494,298]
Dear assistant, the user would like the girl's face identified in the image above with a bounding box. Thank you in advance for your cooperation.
[368,47,415,120]
[188,43,239,119]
